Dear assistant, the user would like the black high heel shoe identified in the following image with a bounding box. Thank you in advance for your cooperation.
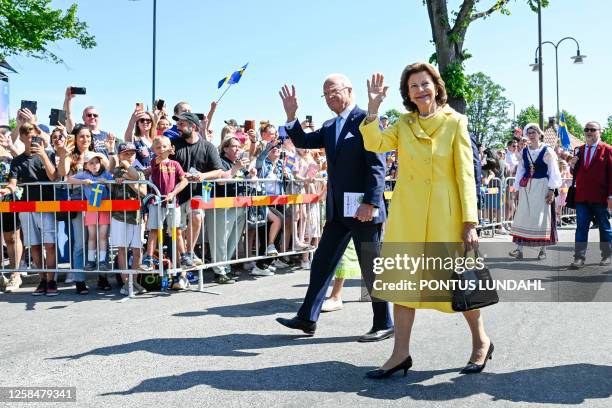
[366,355,412,379]
[460,342,494,374]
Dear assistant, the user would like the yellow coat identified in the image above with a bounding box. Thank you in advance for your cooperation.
[359,105,478,312]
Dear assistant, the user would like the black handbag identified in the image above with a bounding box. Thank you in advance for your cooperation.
[451,249,499,312]
[565,153,580,209]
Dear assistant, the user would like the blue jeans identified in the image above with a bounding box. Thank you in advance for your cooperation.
[70,213,86,281]
[574,203,612,259]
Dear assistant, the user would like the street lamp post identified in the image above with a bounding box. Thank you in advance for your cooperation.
[152,0,157,108]
[530,36,586,123]
[130,0,158,108]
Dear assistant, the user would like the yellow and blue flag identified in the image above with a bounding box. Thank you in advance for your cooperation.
[558,112,571,150]
[89,183,105,207]
[218,63,249,89]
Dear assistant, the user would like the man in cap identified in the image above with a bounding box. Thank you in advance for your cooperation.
[170,112,224,289]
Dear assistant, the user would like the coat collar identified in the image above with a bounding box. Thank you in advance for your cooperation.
[403,104,454,139]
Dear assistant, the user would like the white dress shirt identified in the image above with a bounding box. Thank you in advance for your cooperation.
[583,141,599,165]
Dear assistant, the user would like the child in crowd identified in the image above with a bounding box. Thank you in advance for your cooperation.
[141,136,190,290]
[556,159,572,225]
[109,142,148,295]
[68,151,114,270]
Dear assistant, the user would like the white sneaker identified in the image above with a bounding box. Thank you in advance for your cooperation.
[267,264,277,272]
[300,260,311,270]
[271,259,290,269]
[64,273,74,284]
[243,261,255,271]
[172,275,189,290]
[119,286,130,296]
[250,265,275,276]
[266,244,279,256]
[4,275,22,293]
[321,297,343,312]
[496,227,510,235]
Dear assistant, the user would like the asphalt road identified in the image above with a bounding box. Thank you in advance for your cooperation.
[0,226,610,407]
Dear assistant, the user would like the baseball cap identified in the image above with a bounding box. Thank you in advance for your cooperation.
[83,151,105,163]
[117,142,137,154]
[380,115,389,120]
[224,119,238,127]
[172,112,200,127]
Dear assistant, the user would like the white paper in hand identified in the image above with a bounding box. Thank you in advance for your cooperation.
[344,192,379,218]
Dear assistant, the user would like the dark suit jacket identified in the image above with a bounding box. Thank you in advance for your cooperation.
[575,142,612,204]
[286,106,387,224]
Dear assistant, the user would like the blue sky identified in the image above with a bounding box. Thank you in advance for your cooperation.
[4,0,610,142]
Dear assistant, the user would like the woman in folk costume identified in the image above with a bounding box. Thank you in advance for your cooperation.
[509,123,562,260]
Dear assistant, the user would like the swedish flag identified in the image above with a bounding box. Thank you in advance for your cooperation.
[558,112,571,150]
[89,183,105,207]
[218,63,249,89]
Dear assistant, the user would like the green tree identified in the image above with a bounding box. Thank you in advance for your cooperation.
[516,105,540,130]
[383,109,402,125]
[425,0,548,113]
[601,115,612,145]
[465,72,509,147]
[516,106,584,141]
[0,0,96,64]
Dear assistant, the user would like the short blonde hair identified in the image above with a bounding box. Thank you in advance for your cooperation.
[153,135,171,146]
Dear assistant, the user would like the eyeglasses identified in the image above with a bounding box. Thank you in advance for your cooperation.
[584,127,600,132]
[139,119,152,124]
[321,87,348,98]
[86,113,99,118]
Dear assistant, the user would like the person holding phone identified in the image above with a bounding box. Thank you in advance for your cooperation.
[63,86,115,158]
[124,111,155,168]
[0,124,59,296]
[204,136,252,284]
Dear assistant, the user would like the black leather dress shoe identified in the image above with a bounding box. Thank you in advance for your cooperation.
[276,316,316,335]
[366,355,412,379]
[460,342,494,374]
[358,327,394,343]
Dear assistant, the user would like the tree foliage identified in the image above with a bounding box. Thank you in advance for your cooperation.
[465,72,509,147]
[424,0,548,113]
[516,105,541,130]
[516,105,584,141]
[383,109,402,125]
[0,0,96,64]
[601,116,612,145]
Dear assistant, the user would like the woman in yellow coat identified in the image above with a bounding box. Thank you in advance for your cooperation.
[359,63,493,379]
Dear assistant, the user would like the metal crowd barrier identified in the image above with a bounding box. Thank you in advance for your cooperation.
[0,177,327,298]
[0,180,163,298]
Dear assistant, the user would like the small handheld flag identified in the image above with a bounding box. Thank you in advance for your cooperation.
[558,112,571,150]
[89,183,105,207]
[284,155,296,171]
[202,181,213,203]
[218,63,248,89]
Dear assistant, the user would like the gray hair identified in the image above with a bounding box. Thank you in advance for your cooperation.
[323,73,353,89]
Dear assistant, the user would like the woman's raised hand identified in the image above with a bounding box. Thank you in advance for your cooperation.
[367,73,389,114]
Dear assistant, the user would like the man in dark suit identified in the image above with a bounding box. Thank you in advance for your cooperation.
[276,74,393,342]
[569,121,612,268]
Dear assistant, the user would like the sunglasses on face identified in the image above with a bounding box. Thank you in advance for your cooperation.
[86,113,99,118]
[584,127,599,132]
[139,119,152,124]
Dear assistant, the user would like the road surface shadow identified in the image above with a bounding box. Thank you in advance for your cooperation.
[102,361,612,404]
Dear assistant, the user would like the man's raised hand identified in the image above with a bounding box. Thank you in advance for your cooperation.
[367,73,389,115]
[279,84,298,122]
